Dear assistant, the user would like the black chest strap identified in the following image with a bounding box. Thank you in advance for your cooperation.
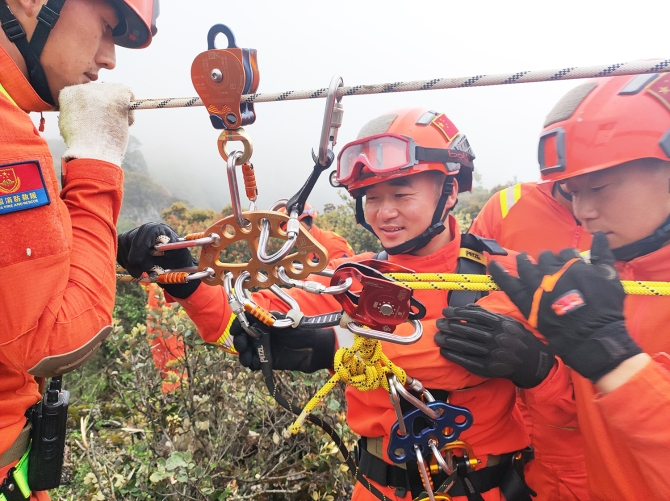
[449,234,507,307]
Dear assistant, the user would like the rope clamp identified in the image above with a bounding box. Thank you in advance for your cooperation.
[331,262,426,344]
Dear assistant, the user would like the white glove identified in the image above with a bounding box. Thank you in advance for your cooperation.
[58,83,135,167]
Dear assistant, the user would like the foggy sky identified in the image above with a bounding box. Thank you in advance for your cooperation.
[38,0,670,211]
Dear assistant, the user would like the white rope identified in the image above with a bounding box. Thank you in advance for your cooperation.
[129,58,670,110]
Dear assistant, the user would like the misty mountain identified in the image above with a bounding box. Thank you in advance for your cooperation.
[47,136,179,232]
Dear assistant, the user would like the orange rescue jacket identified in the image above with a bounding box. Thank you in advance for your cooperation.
[469,181,591,501]
[569,244,670,500]
[469,182,591,260]
[0,45,123,476]
[309,224,355,261]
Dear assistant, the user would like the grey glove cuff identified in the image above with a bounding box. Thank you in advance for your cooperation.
[564,321,643,383]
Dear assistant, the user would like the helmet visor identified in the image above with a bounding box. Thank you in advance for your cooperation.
[337,134,415,185]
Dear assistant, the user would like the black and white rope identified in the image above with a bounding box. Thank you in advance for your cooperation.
[128,58,670,110]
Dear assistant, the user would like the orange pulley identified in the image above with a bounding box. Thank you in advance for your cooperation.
[191,24,260,130]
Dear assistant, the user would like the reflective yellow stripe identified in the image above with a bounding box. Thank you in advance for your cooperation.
[499,183,523,218]
[0,82,18,107]
[214,314,239,354]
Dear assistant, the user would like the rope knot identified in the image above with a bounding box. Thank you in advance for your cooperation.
[291,334,408,434]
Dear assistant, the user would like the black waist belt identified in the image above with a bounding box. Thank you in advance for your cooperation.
[356,437,535,501]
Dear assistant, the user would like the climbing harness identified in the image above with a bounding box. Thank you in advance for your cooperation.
[126,58,670,110]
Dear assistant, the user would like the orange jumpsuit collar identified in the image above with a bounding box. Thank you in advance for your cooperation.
[0,45,54,112]
[385,214,461,271]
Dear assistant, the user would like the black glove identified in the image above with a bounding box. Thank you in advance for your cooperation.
[117,222,200,299]
[232,313,335,373]
[435,305,555,388]
[489,232,642,383]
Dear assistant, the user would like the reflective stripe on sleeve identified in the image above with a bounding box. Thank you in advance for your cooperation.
[500,183,523,218]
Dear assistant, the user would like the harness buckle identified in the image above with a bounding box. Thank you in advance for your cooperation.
[1,19,26,42]
[36,5,59,28]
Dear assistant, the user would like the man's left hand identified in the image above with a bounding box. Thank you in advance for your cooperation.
[435,305,555,388]
[489,232,642,383]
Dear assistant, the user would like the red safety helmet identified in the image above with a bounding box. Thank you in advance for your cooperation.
[337,108,476,255]
[112,0,160,49]
[337,108,475,197]
[0,0,158,105]
[538,72,670,182]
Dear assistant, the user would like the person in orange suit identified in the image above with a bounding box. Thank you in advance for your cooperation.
[470,181,591,261]
[143,283,187,393]
[119,108,556,501]
[0,1,157,499]
[439,73,670,501]
[469,182,592,501]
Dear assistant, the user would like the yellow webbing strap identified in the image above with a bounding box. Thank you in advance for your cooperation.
[499,183,522,218]
[0,83,18,108]
[458,247,487,266]
[291,334,407,434]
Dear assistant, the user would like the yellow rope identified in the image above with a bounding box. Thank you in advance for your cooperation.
[116,270,670,295]
[291,334,407,434]
[386,274,670,296]
[387,273,497,283]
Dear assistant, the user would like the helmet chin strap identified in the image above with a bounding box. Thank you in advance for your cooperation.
[612,214,670,262]
[355,179,454,256]
[0,0,66,105]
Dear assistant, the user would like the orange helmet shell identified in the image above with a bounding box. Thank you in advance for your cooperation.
[345,108,474,196]
[539,73,670,182]
[112,0,159,48]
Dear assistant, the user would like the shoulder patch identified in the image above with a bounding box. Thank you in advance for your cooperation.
[0,161,50,215]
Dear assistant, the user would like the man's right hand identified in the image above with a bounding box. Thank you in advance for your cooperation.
[117,222,200,299]
[58,83,134,167]
[231,315,335,373]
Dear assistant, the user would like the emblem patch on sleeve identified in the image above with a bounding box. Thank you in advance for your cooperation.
[551,289,586,316]
[0,161,50,215]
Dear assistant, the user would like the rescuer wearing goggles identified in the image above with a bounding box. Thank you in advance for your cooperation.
[118,108,548,501]
[0,1,158,499]
[436,73,670,500]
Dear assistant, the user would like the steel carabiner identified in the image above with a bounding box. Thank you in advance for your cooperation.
[315,75,344,168]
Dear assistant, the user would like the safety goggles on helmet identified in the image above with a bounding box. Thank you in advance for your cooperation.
[336,133,474,185]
